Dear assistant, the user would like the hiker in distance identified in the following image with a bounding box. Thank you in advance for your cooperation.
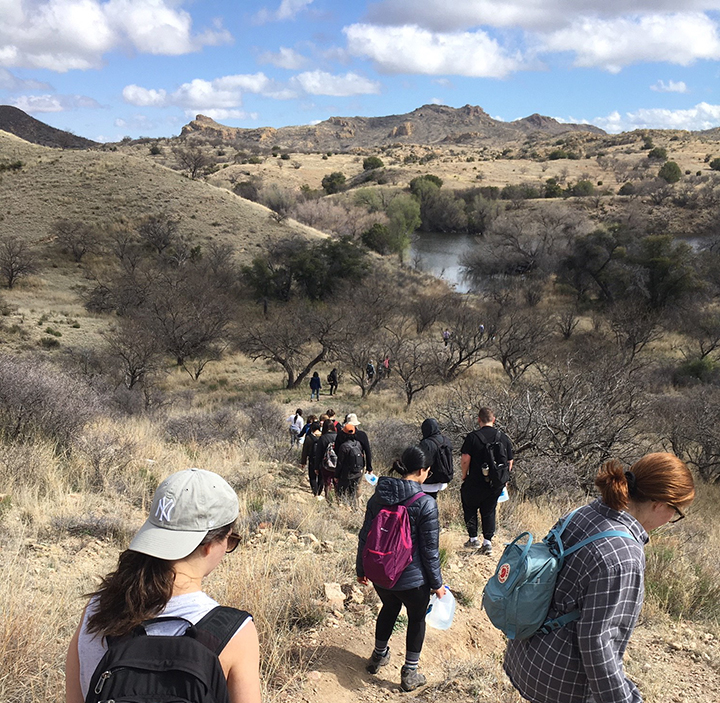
[309,371,322,401]
[504,453,695,703]
[357,445,446,692]
[460,406,514,555]
[66,468,261,703]
[327,367,339,396]
[287,408,304,447]
[418,418,454,500]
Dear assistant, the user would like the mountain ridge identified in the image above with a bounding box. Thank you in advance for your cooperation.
[180,103,606,151]
[0,105,98,149]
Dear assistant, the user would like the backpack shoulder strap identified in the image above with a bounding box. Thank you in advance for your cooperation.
[403,492,424,507]
[539,525,638,635]
[191,606,251,656]
[563,528,637,557]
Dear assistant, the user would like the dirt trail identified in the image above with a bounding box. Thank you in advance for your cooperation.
[287,529,720,703]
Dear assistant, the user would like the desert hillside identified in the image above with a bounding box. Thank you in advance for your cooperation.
[0,130,321,254]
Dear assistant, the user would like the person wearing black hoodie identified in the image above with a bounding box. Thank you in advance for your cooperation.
[357,446,446,692]
[418,418,453,500]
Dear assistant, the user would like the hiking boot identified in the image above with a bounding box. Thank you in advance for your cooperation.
[480,542,493,556]
[400,666,426,692]
[366,647,390,674]
[464,538,481,549]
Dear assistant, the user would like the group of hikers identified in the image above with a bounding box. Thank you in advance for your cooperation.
[67,404,696,703]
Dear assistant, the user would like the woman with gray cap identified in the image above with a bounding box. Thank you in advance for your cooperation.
[65,468,261,703]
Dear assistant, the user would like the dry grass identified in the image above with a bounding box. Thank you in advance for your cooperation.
[0,131,321,256]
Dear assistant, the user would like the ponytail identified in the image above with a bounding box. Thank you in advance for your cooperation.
[595,459,630,511]
[596,453,695,512]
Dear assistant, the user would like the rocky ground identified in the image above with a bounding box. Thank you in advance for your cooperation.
[286,528,720,703]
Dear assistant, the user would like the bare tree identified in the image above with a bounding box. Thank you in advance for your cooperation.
[606,301,662,364]
[143,269,233,380]
[137,214,180,255]
[385,321,441,406]
[433,300,492,380]
[51,219,97,262]
[484,296,552,382]
[238,302,345,389]
[104,318,163,390]
[652,388,720,483]
[0,235,37,288]
[173,144,208,179]
[108,226,144,273]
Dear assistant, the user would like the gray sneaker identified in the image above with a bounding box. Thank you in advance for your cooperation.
[464,538,481,549]
[366,647,390,674]
[401,666,427,692]
[480,542,493,556]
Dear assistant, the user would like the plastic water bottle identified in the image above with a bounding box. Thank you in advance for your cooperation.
[364,472,378,486]
[425,586,456,630]
[497,485,509,503]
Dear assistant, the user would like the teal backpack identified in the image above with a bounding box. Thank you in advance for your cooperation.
[482,509,636,640]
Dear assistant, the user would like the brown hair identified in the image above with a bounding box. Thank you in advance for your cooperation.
[478,407,495,424]
[86,523,233,637]
[595,453,695,512]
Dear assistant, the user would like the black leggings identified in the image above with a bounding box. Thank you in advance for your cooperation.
[374,584,431,655]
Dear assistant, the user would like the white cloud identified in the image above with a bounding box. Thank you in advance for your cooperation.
[259,46,308,70]
[122,85,168,107]
[541,13,720,72]
[11,93,100,112]
[594,102,720,132]
[123,72,292,116]
[366,1,720,32]
[0,0,231,72]
[192,108,257,121]
[651,79,688,93]
[429,97,445,105]
[344,23,525,78]
[254,0,313,24]
[292,70,381,96]
[0,67,51,91]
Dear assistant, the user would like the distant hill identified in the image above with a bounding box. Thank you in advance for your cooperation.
[180,104,605,151]
[0,105,98,149]
[0,130,320,257]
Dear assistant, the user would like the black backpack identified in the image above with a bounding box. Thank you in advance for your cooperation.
[85,606,248,703]
[427,436,454,483]
[335,437,365,480]
[474,428,510,490]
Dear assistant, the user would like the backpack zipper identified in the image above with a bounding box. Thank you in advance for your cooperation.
[94,670,112,694]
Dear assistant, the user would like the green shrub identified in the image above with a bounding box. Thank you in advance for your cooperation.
[362,156,384,170]
[647,146,668,161]
[709,158,720,171]
[658,161,682,183]
[321,171,346,194]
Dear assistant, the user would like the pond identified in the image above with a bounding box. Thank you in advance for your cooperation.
[408,231,478,293]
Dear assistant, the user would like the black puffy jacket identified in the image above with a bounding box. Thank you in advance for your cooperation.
[356,476,443,591]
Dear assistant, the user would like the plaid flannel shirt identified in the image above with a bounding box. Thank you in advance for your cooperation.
[504,499,648,703]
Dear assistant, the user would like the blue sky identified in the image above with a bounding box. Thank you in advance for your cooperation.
[2,1,720,142]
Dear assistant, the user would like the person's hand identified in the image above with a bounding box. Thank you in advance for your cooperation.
[357,576,369,585]
[434,586,446,599]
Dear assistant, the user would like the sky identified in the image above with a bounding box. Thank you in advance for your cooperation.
[3,1,720,142]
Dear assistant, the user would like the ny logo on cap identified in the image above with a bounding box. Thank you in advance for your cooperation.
[155,496,175,522]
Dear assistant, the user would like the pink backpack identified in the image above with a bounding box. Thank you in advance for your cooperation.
[362,493,423,588]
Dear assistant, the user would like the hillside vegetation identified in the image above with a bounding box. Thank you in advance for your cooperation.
[0,109,719,703]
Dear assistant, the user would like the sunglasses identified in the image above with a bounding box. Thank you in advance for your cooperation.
[225,531,241,553]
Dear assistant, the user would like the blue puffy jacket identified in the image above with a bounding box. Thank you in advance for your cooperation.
[356,476,443,591]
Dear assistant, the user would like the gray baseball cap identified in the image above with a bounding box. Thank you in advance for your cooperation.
[129,468,239,560]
